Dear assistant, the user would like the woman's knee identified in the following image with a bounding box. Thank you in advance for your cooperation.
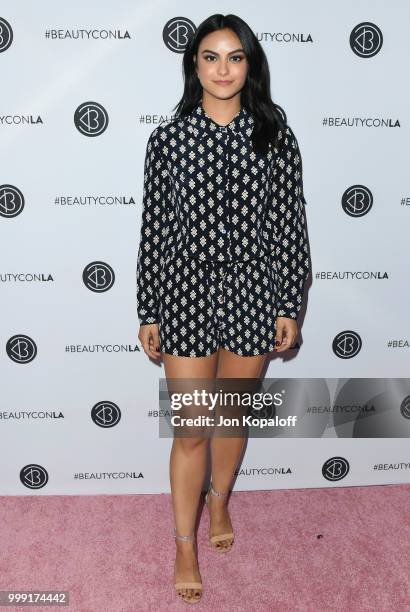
[173,435,209,454]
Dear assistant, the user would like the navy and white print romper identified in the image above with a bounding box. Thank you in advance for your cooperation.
[136,101,310,358]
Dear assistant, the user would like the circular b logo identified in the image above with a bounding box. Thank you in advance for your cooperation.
[350,22,383,58]
[91,401,122,428]
[6,335,37,363]
[400,396,410,419]
[0,18,13,53]
[332,331,362,359]
[0,185,25,218]
[163,17,196,53]
[342,185,373,217]
[20,464,49,489]
[74,101,109,136]
[322,457,350,481]
[83,261,115,292]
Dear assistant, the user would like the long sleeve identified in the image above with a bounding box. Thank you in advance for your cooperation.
[136,126,170,325]
[267,125,310,319]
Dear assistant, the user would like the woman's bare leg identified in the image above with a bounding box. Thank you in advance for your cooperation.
[208,347,267,549]
[163,351,218,600]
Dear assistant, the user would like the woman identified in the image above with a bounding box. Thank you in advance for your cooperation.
[136,13,310,604]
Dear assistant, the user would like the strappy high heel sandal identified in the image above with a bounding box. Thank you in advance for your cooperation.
[173,527,203,604]
[205,482,234,552]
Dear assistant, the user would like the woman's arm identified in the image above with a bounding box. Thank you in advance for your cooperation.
[136,125,170,326]
[266,124,310,319]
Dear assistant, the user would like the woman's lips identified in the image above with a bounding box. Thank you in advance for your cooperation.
[214,80,233,86]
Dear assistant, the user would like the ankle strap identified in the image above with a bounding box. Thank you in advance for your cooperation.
[174,526,194,541]
[209,482,230,498]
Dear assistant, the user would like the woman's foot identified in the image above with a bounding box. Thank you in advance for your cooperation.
[205,483,234,552]
[173,530,202,603]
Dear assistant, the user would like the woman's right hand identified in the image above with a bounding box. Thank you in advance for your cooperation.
[138,323,161,360]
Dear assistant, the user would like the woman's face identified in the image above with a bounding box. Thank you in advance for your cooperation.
[194,28,248,101]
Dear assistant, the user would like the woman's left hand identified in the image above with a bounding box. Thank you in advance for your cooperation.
[274,317,298,352]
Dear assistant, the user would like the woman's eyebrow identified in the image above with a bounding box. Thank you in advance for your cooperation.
[200,48,245,55]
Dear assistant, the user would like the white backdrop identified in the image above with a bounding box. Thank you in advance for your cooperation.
[1,1,409,495]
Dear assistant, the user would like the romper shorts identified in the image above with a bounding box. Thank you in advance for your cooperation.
[158,251,279,358]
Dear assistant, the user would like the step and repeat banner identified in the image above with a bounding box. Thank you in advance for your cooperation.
[1,2,409,495]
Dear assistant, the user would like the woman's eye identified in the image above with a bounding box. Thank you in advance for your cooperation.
[203,55,244,62]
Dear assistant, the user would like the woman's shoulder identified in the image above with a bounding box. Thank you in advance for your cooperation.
[147,113,188,142]
[274,122,304,163]
[144,115,189,163]
[277,122,298,146]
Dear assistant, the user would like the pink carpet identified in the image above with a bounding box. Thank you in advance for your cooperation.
[1,484,409,611]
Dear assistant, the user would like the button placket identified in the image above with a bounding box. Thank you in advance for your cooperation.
[218,125,232,259]
[217,265,227,317]
[213,263,226,329]
[219,268,226,304]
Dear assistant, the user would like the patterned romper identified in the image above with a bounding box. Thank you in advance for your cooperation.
[136,101,310,358]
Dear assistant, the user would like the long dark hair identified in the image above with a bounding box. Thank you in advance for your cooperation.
[172,13,287,155]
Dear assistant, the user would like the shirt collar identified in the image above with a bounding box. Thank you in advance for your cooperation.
[187,101,254,138]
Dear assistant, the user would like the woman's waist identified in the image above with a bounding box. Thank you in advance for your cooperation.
[161,249,275,277]
[163,249,272,265]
